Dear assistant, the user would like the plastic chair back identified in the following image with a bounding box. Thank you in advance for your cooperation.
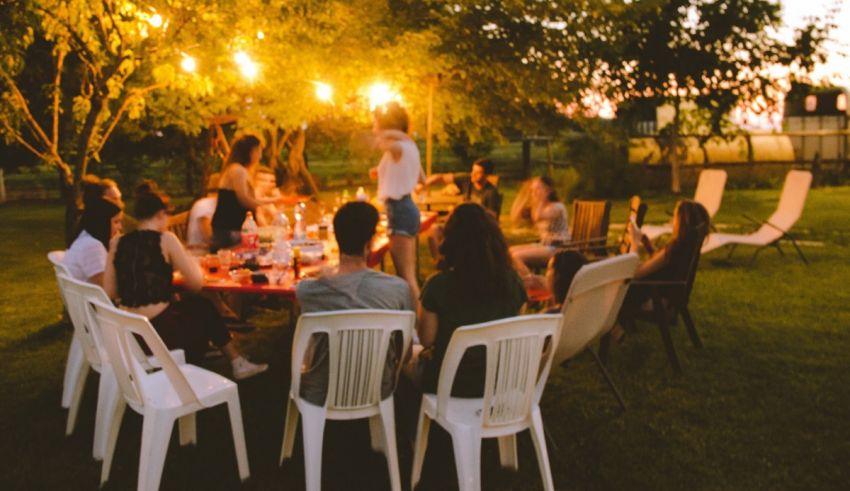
[48,250,70,276]
[766,170,812,232]
[57,274,111,367]
[693,169,727,218]
[290,310,414,410]
[168,211,190,243]
[435,315,561,429]
[571,200,611,254]
[89,300,200,411]
[553,254,638,365]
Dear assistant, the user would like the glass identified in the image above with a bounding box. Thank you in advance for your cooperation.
[217,249,233,273]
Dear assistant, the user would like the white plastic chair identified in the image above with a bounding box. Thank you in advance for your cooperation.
[47,250,83,412]
[279,309,415,491]
[553,253,639,409]
[643,169,727,239]
[411,314,562,491]
[701,170,812,264]
[89,299,250,490]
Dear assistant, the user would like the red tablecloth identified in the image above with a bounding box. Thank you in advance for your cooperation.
[180,212,439,298]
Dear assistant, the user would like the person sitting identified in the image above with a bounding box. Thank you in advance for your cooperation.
[406,203,528,397]
[211,134,289,251]
[186,173,220,252]
[64,197,124,286]
[82,175,123,206]
[295,201,414,406]
[104,181,267,379]
[422,158,501,258]
[510,175,570,280]
[543,250,587,313]
[616,200,709,336]
[423,158,501,216]
[253,166,283,227]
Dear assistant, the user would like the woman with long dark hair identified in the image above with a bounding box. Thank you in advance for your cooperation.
[510,175,570,279]
[211,134,287,251]
[370,102,426,304]
[64,197,123,285]
[104,181,267,379]
[409,203,527,396]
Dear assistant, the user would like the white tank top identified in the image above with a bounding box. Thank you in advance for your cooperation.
[377,138,423,201]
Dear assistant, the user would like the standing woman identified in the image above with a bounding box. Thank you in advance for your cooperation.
[510,176,570,278]
[211,134,281,251]
[370,102,425,302]
[104,182,267,378]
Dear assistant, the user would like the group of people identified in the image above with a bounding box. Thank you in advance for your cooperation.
[61,100,711,403]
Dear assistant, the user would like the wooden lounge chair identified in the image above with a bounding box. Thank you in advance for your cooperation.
[561,200,611,257]
[701,170,812,265]
[167,211,190,243]
[642,169,727,240]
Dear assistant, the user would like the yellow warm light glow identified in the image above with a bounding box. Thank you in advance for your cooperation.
[234,51,259,80]
[257,31,265,40]
[148,13,164,29]
[368,83,401,111]
[314,82,333,103]
[180,55,197,73]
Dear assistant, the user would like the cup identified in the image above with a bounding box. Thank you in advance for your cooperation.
[217,249,233,273]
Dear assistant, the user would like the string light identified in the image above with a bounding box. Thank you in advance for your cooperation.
[367,83,401,110]
[314,82,333,103]
[234,51,259,80]
[180,54,197,73]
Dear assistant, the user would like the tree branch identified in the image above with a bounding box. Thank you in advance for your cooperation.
[94,82,167,155]
[1,119,50,162]
[1,73,53,149]
[51,48,67,154]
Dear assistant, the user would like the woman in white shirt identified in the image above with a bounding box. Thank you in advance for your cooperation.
[370,102,425,302]
[64,198,124,286]
[510,176,570,279]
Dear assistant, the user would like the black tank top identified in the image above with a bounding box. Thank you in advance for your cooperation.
[211,189,248,231]
[114,230,174,307]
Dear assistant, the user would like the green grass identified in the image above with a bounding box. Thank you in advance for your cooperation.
[1,186,849,490]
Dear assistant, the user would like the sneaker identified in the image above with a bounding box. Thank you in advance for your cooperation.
[232,357,269,380]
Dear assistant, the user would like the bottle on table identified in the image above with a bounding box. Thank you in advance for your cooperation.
[293,202,306,241]
[292,246,302,280]
[355,186,368,202]
[241,212,259,250]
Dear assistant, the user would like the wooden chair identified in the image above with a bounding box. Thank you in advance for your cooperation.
[167,211,190,243]
[620,222,708,373]
[563,200,611,256]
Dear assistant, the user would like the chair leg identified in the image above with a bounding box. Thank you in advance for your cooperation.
[449,427,481,491]
[774,242,785,256]
[680,307,703,349]
[300,408,327,491]
[378,398,402,491]
[410,403,431,490]
[529,407,555,491]
[93,367,120,460]
[598,332,611,365]
[587,348,626,411]
[65,359,90,436]
[178,414,197,447]
[279,397,300,465]
[497,434,518,470]
[61,335,83,408]
[749,245,767,267]
[226,392,251,482]
[653,295,681,374]
[726,244,737,260]
[787,235,809,265]
[100,399,127,486]
[137,411,174,491]
[369,413,385,454]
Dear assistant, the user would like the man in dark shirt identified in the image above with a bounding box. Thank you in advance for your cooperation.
[424,158,501,216]
[423,158,501,258]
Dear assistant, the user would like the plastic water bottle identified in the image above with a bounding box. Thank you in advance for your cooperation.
[272,211,290,241]
[293,202,306,241]
[241,212,259,250]
[355,186,368,202]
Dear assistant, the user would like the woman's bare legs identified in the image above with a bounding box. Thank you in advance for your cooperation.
[390,234,420,305]
[510,243,555,274]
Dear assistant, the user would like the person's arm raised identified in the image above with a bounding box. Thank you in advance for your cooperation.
[163,232,203,291]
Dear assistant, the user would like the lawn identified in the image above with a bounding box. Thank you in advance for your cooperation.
[1,184,849,490]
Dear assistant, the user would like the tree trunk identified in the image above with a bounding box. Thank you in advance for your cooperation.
[287,128,320,197]
[670,101,682,194]
[57,166,79,246]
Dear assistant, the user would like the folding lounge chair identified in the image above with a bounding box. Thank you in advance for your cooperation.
[701,170,812,265]
[642,169,727,240]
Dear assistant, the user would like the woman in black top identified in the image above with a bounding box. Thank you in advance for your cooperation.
[104,181,267,379]
[211,135,288,251]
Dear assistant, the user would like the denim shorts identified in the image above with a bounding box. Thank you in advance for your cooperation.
[385,194,420,237]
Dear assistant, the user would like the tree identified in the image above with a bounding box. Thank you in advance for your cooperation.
[589,0,831,192]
